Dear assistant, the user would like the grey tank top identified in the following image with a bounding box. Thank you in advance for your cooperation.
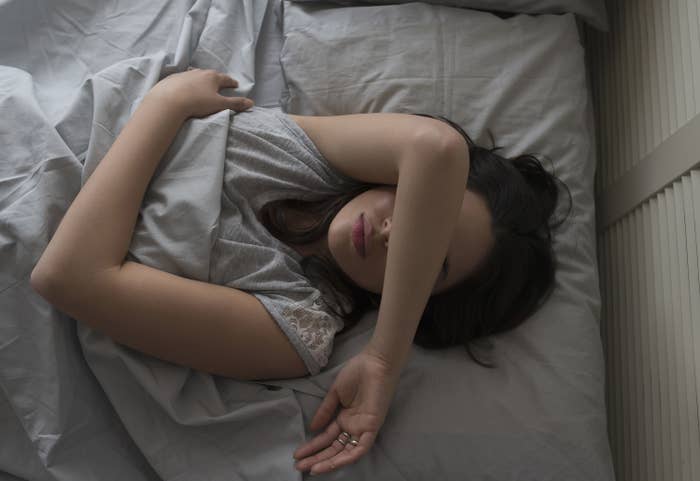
[212,107,364,375]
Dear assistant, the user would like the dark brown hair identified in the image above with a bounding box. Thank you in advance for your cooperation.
[258,115,572,367]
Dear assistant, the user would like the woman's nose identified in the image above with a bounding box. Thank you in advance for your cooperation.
[381,218,391,248]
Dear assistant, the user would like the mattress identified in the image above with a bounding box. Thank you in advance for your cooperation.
[0,1,614,480]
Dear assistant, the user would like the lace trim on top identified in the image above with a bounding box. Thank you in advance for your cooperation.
[280,291,344,369]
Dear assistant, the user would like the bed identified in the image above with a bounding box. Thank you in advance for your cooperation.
[0,0,614,480]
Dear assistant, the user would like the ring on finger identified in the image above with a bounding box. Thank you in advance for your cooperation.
[336,431,359,448]
[336,431,352,446]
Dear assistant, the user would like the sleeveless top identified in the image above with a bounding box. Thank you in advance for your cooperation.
[218,108,467,376]
[215,107,364,376]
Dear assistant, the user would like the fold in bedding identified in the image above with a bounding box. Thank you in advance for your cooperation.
[0,2,318,480]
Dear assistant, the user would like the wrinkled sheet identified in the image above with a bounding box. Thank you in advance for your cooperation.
[0,0,614,480]
[0,1,316,480]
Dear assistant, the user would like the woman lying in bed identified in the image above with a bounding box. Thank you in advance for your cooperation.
[30,68,571,476]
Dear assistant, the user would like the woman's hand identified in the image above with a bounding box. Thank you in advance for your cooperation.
[293,348,402,476]
[147,67,253,119]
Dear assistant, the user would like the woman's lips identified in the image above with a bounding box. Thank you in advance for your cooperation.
[363,213,372,257]
[352,213,365,258]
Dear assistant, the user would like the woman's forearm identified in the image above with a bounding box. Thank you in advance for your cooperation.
[32,93,186,285]
[366,139,469,370]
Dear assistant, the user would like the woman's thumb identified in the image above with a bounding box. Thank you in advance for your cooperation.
[310,387,340,432]
[229,97,254,111]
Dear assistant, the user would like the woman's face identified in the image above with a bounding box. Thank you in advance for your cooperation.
[325,185,494,295]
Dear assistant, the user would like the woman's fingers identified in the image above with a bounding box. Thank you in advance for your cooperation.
[294,425,375,473]
[183,68,238,89]
[307,432,375,475]
[218,73,238,88]
[215,73,248,111]
[295,440,344,472]
[309,387,341,432]
[308,446,363,475]
[221,96,253,111]
[292,387,342,461]
[294,421,342,461]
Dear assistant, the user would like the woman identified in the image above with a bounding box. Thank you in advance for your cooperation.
[30,68,571,476]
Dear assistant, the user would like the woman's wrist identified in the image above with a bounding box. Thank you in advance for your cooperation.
[363,340,409,374]
[142,89,190,121]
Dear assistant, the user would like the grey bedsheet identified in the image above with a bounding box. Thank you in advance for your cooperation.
[0,0,614,480]
[0,1,309,480]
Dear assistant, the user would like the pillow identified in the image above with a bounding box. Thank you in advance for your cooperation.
[280,1,590,164]
[289,0,609,30]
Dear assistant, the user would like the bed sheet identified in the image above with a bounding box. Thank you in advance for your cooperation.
[249,0,287,110]
[0,2,300,481]
[0,0,614,480]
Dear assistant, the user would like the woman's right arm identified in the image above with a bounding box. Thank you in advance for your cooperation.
[288,112,470,370]
[364,138,469,370]
[290,116,469,476]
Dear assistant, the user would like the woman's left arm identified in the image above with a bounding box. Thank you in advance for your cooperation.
[31,69,252,291]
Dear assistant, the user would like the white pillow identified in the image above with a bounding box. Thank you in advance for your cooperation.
[280,2,590,161]
[289,0,608,30]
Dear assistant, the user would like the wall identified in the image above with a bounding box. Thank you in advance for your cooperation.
[583,1,700,480]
